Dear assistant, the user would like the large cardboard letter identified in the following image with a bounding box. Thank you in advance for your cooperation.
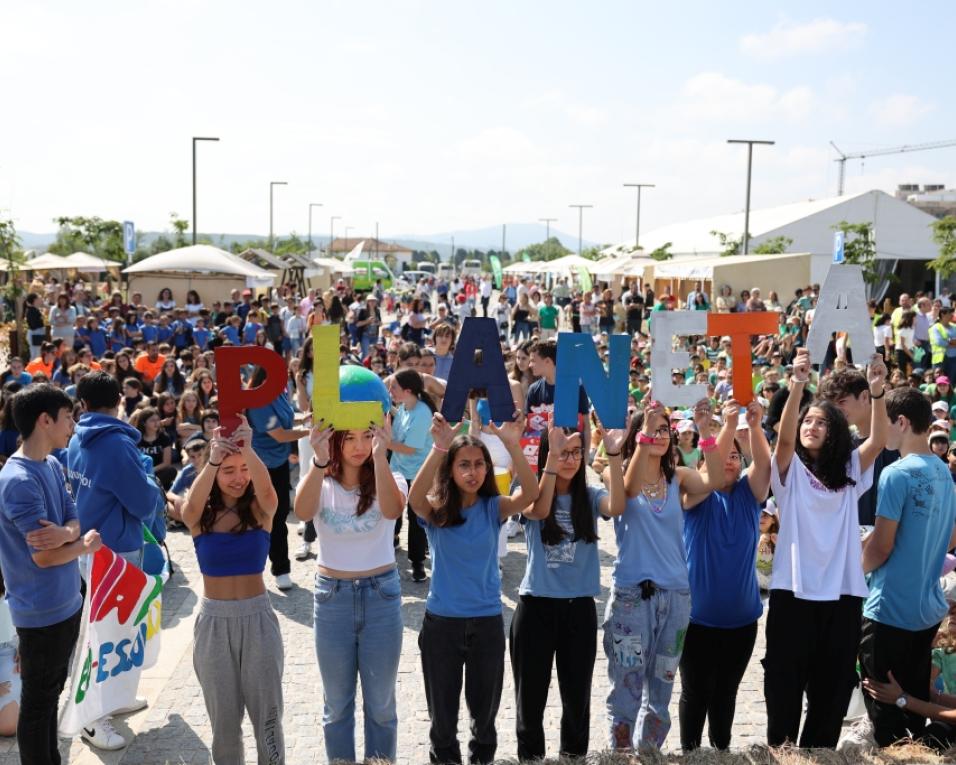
[214,345,288,435]
[707,312,779,405]
[441,317,513,423]
[805,264,875,365]
[650,311,708,407]
[554,332,629,428]
[311,325,384,430]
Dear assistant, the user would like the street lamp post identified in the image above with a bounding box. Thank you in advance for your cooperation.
[568,204,593,256]
[307,203,323,257]
[623,183,654,249]
[269,181,288,251]
[191,137,219,245]
[329,216,341,257]
[539,217,557,243]
[344,226,354,246]
[727,139,774,254]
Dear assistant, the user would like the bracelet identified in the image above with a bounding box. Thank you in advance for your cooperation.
[699,437,718,453]
[605,450,621,457]
[637,432,656,445]
[432,445,448,453]
[870,388,886,400]
[208,461,222,468]
[543,469,558,477]
[312,457,330,469]
[792,376,809,384]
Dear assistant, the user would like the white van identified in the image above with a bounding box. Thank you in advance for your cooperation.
[461,259,482,277]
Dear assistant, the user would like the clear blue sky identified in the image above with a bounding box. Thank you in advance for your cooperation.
[1,1,953,245]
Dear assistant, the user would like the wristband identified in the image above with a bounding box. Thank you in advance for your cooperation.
[208,461,222,468]
[432,445,448,453]
[637,432,656,445]
[312,457,330,469]
[870,388,886,400]
[792,376,809,384]
[605,450,621,457]
[699,437,718,453]
[543,470,558,477]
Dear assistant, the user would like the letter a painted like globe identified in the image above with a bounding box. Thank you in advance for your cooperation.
[339,364,391,415]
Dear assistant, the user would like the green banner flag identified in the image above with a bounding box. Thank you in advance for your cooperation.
[489,255,503,289]
[522,252,531,263]
[576,264,593,292]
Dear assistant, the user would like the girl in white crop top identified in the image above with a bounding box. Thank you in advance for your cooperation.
[293,418,407,763]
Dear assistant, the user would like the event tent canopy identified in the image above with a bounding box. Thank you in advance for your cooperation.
[20,253,70,271]
[123,245,275,284]
[592,255,656,278]
[63,252,121,272]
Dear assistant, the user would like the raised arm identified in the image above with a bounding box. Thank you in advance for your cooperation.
[182,430,237,531]
[744,400,771,502]
[371,415,406,521]
[524,423,578,520]
[684,400,737,508]
[858,353,888,473]
[677,399,723,498]
[488,415,539,519]
[600,423,626,517]
[774,347,810,482]
[293,421,334,522]
[407,414,460,521]
[624,400,665,498]
[232,415,278,520]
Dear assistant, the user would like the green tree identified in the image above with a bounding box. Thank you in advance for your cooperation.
[710,230,750,257]
[648,241,673,261]
[752,235,793,255]
[49,216,125,262]
[170,213,189,249]
[832,221,883,285]
[515,237,570,263]
[0,219,25,323]
[928,216,956,277]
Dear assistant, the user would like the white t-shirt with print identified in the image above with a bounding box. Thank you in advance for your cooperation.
[304,473,408,571]
[769,449,872,601]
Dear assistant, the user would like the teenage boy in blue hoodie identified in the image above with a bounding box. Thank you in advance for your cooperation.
[0,384,103,765]
[67,371,162,749]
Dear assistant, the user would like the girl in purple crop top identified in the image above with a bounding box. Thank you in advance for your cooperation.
[182,415,286,764]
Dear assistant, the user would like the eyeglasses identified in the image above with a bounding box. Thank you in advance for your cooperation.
[186,447,204,456]
[454,460,487,475]
[558,449,584,462]
[650,426,671,438]
[727,453,742,462]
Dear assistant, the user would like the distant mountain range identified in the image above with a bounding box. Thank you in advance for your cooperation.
[17,222,596,259]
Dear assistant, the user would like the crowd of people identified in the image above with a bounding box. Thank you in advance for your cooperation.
[1,269,956,765]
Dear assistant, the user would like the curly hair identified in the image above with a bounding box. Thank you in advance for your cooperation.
[327,430,377,516]
[795,400,856,491]
[537,431,597,546]
[430,435,499,527]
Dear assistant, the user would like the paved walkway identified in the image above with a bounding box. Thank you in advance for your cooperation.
[0,514,769,765]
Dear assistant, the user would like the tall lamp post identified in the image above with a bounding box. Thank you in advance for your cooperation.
[622,183,654,249]
[191,136,219,245]
[726,139,774,254]
[344,226,354,246]
[269,181,288,251]
[307,203,323,257]
[568,204,593,256]
[329,215,341,257]
[539,217,557,243]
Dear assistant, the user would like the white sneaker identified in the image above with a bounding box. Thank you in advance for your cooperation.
[297,521,305,536]
[112,696,148,715]
[275,573,293,590]
[81,718,127,750]
[837,715,876,753]
[295,541,311,561]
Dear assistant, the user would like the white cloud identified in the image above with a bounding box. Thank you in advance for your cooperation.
[670,72,814,123]
[740,18,867,59]
[869,93,936,128]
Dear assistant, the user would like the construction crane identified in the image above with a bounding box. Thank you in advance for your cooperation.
[830,139,956,196]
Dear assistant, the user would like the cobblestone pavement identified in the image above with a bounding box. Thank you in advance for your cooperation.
[0,513,769,764]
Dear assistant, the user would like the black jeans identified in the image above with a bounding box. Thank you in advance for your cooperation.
[267,462,291,576]
[419,612,505,764]
[763,590,862,748]
[678,620,757,750]
[394,502,428,565]
[509,595,596,760]
[859,617,940,747]
[17,608,82,765]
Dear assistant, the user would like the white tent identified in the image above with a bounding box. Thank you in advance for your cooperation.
[592,255,656,279]
[537,254,597,275]
[63,252,121,272]
[21,253,69,271]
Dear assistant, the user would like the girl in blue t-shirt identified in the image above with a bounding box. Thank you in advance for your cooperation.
[510,420,625,761]
[408,413,537,765]
[677,399,771,752]
[604,400,719,751]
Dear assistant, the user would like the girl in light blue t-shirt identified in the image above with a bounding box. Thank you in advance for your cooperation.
[408,414,537,765]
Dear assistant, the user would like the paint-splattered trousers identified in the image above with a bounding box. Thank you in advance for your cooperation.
[193,593,285,764]
[603,584,691,750]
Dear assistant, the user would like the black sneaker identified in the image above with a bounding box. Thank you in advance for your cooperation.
[411,562,427,582]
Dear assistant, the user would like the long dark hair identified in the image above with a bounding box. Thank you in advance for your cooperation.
[154,361,186,396]
[621,408,677,485]
[198,449,262,534]
[327,430,377,516]
[430,435,498,527]
[393,369,436,413]
[795,400,856,491]
[537,431,597,545]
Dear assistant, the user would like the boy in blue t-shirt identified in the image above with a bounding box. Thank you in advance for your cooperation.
[0,384,104,760]
[861,387,956,747]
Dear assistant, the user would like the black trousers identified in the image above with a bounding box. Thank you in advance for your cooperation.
[763,590,862,748]
[393,502,428,565]
[17,608,82,765]
[626,318,643,336]
[509,595,596,761]
[419,612,505,764]
[481,296,490,316]
[678,620,758,751]
[267,462,291,576]
[859,617,940,747]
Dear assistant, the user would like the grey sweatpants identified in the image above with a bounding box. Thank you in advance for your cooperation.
[193,593,285,764]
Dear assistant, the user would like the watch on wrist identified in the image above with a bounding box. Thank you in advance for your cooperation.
[895,693,908,709]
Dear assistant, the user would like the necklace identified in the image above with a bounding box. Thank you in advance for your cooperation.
[641,473,667,514]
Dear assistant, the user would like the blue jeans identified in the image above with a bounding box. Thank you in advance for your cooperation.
[603,585,691,750]
[313,569,404,762]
